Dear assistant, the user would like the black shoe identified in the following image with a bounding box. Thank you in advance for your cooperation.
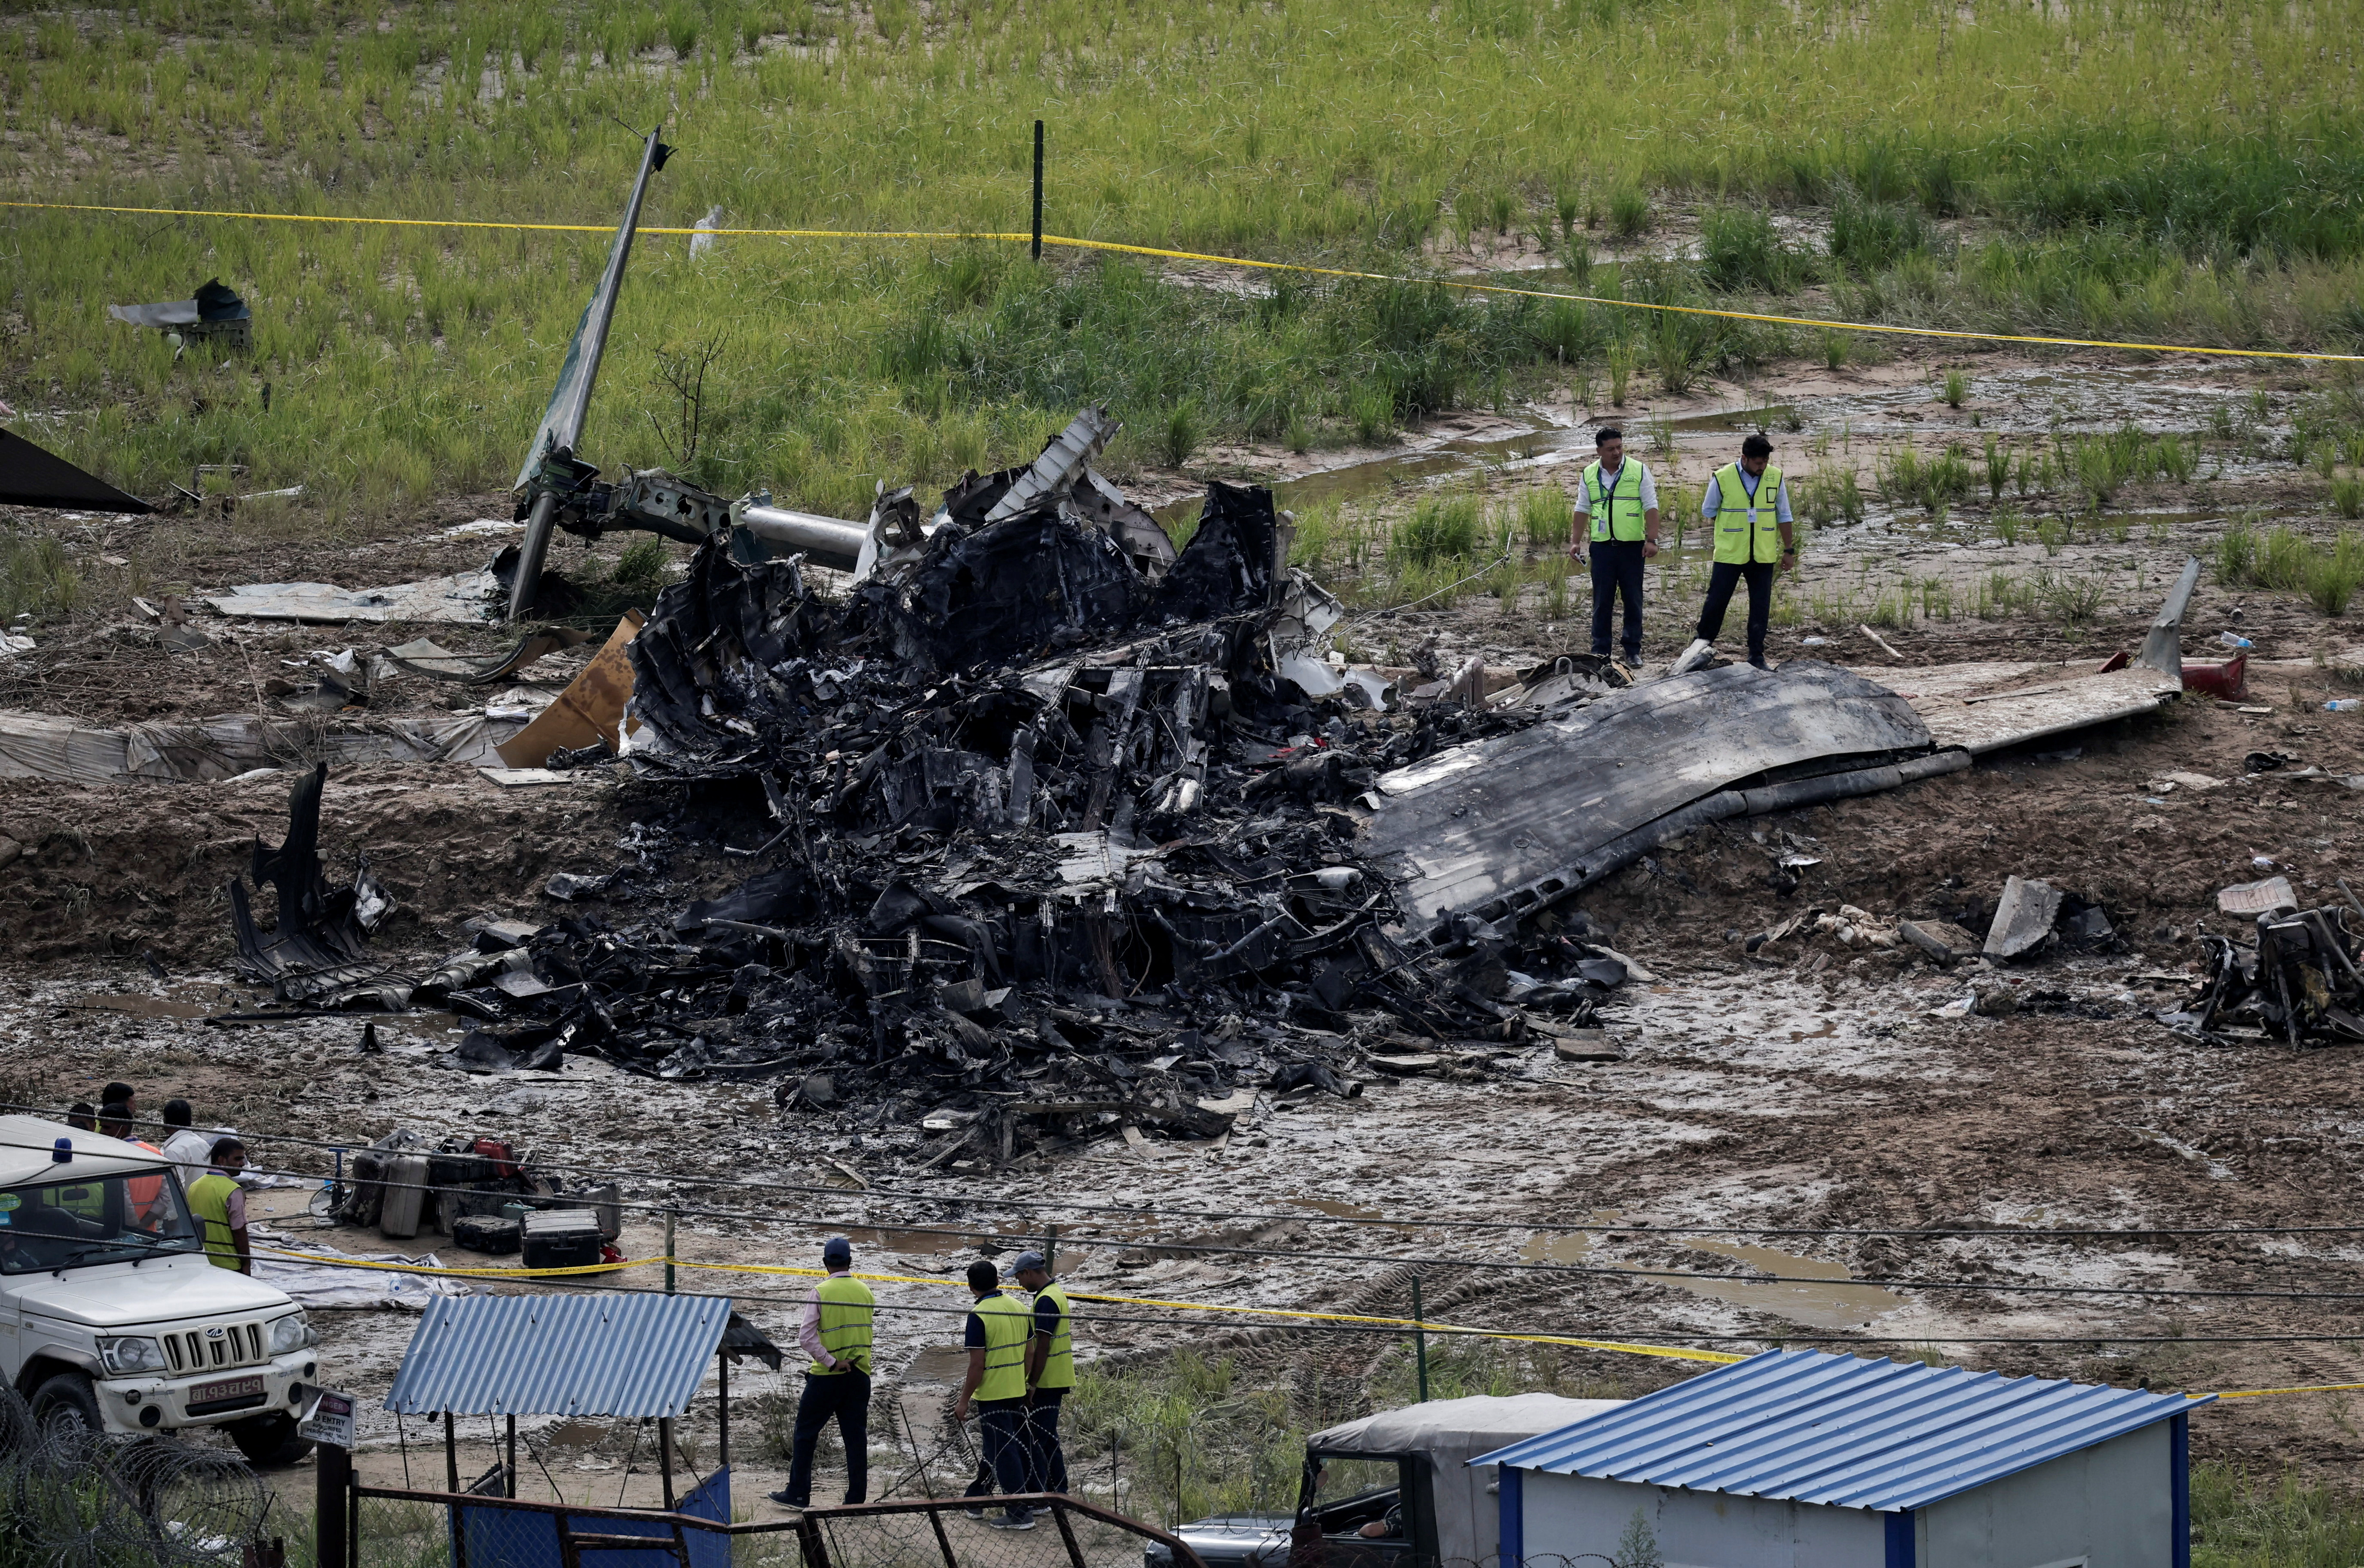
[767,1490,805,1508]
[989,1513,1038,1531]
[962,1506,988,1520]
[1748,655,1770,670]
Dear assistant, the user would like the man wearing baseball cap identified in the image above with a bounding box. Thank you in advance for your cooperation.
[1011,1251,1074,1496]
[770,1236,875,1510]
[956,1258,1038,1531]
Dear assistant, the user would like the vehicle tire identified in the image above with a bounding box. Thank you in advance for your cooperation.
[28,1371,101,1455]
[226,1413,315,1468]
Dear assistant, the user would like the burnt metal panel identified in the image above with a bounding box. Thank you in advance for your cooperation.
[0,429,153,514]
[1364,661,1930,931]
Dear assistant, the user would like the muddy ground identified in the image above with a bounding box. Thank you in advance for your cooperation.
[5,346,2364,1513]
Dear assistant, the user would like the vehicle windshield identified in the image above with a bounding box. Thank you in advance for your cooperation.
[1308,1456,1402,1509]
[0,1168,201,1273]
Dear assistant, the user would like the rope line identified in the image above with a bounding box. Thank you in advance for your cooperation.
[7,199,2356,363]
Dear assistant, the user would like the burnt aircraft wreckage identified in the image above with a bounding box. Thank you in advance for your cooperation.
[217,143,2222,1164]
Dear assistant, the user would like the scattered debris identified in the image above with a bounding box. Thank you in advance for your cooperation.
[200,571,502,625]
[106,277,252,351]
[1983,876,2065,961]
[492,613,643,768]
[2218,876,2298,917]
[0,427,153,513]
[2171,904,2364,1047]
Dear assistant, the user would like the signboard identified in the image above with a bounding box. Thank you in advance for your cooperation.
[297,1387,356,1448]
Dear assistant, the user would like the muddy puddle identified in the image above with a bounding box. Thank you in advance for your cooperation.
[1149,359,2285,553]
[1521,1211,1905,1331]
[64,992,214,1020]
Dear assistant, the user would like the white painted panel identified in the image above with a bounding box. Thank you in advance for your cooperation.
[1521,1472,1885,1568]
[1922,1424,2171,1568]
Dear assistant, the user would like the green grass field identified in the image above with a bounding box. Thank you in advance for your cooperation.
[1,0,2360,524]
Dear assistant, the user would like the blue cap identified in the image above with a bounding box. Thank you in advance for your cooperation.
[1008,1250,1048,1276]
[822,1235,852,1265]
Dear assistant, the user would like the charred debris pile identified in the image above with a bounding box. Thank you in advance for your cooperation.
[231,438,1635,1165]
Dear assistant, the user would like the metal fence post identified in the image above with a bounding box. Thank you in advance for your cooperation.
[316,1439,350,1568]
[1031,120,1045,262]
[664,1210,677,1294]
[1411,1275,1430,1403]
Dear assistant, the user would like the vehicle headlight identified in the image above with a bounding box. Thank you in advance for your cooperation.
[96,1336,169,1375]
[268,1312,316,1354]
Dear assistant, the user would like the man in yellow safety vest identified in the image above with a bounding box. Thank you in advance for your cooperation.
[770,1235,876,1510]
[185,1139,251,1273]
[1568,426,1661,667]
[1693,433,1797,669]
[956,1257,1039,1531]
[1012,1250,1074,1496]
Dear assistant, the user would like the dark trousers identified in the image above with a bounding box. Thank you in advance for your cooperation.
[1696,560,1777,662]
[1588,540,1647,660]
[1024,1388,1068,1495]
[965,1397,1033,1516]
[785,1369,870,1507]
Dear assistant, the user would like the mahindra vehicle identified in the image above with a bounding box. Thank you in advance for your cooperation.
[0,1115,323,1464]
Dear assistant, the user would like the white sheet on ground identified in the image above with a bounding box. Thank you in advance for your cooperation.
[0,709,523,783]
[251,1231,477,1310]
[199,570,500,625]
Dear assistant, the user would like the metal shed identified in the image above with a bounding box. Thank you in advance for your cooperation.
[386,1292,738,1510]
[1473,1350,2210,1568]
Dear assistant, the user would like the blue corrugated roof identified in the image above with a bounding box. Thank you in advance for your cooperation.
[385,1293,732,1418]
[1472,1349,2210,1513]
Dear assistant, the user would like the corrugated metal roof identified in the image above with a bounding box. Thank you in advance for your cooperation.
[1472,1349,2210,1513]
[385,1293,732,1418]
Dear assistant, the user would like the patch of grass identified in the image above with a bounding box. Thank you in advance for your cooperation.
[1159,402,1204,469]
[1827,193,1932,274]
[2333,474,2364,519]
[1796,467,1865,527]
[1390,490,1483,567]
[1520,487,1572,548]
[1608,187,1653,238]
[1700,207,1808,293]
[2035,567,2106,622]
[1984,435,2009,498]
[0,532,83,625]
[2193,1462,2364,1567]
[1940,369,1969,409]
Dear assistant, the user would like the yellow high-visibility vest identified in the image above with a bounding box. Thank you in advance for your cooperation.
[972,1290,1033,1403]
[1710,462,1786,564]
[813,1273,875,1375]
[1584,460,1650,543]
[186,1173,241,1270]
[1032,1282,1075,1390]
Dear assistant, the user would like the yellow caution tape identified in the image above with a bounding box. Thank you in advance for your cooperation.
[8,198,2358,364]
[259,1246,2354,1394]
[2208,1380,2364,1400]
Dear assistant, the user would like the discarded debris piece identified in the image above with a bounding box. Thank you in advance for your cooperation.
[1982,876,2064,960]
[201,572,501,625]
[0,427,154,514]
[228,764,383,993]
[1365,662,1933,935]
[384,627,595,685]
[107,277,252,349]
[1897,919,1978,967]
[2173,904,2364,1047]
[493,612,644,768]
[2218,876,2299,917]
[1551,1029,1621,1062]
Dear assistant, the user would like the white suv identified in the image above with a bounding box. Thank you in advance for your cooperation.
[0,1114,322,1464]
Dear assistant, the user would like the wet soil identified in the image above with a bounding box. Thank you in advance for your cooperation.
[6,346,2364,1503]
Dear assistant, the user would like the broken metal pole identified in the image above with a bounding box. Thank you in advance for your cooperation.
[1032,119,1045,262]
[509,125,671,621]
[736,503,870,571]
[2137,555,2202,680]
